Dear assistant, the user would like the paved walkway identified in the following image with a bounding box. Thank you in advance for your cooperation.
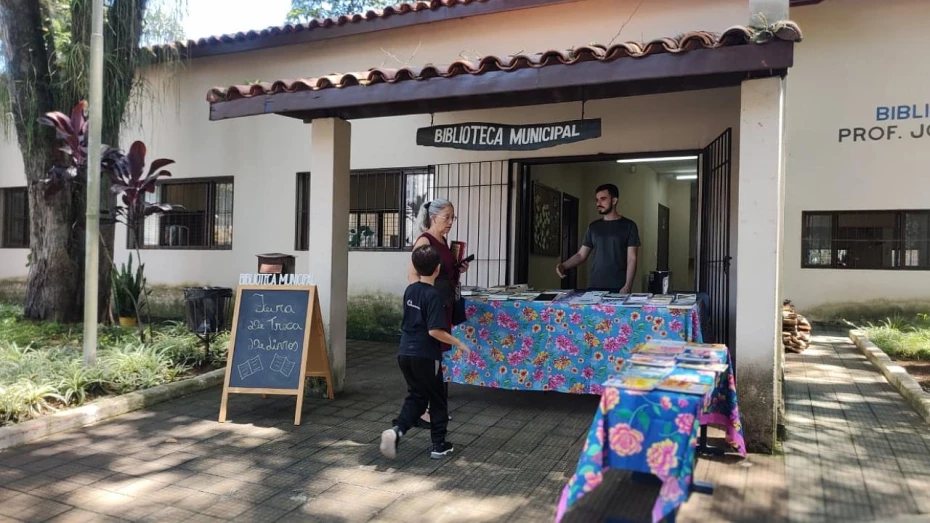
[784,333,930,522]
[0,341,782,523]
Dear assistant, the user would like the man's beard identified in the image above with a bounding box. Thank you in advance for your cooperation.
[597,206,612,215]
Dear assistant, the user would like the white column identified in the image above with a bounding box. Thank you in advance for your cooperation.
[735,76,786,451]
[309,118,351,392]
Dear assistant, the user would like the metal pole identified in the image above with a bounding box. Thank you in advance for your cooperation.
[83,0,104,366]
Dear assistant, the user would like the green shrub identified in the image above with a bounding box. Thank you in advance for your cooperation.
[0,305,230,426]
[347,293,402,342]
[858,313,930,361]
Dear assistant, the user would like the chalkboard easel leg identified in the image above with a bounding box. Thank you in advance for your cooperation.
[294,391,305,426]
[219,390,229,423]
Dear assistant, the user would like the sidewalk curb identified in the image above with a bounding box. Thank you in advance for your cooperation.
[0,368,225,451]
[849,329,930,425]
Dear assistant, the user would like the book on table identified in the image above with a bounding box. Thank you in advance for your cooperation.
[676,346,727,364]
[629,354,678,367]
[633,342,686,357]
[622,293,652,307]
[646,294,675,306]
[450,241,466,264]
[676,361,729,373]
[655,373,714,395]
[605,365,673,391]
[669,293,698,309]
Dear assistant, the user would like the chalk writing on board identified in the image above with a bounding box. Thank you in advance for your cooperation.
[238,355,263,380]
[271,354,296,378]
[254,293,297,314]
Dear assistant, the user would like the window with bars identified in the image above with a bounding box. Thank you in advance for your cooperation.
[1,187,29,249]
[802,210,930,270]
[130,178,234,250]
[294,168,433,251]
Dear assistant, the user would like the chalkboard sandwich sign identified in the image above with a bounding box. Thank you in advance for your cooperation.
[218,285,334,425]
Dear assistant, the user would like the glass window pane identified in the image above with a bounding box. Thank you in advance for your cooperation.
[214,182,234,247]
[905,212,930,268]
[404,170,434,247]
[836,212,895,269]
[803,212,833,267]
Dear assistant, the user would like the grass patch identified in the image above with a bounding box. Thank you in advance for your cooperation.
[347,293,402,343]
[858,314,930,361]
[804,299,930,328]
[0,304,228,426]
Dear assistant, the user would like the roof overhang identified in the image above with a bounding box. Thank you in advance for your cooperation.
[208,40,794,122]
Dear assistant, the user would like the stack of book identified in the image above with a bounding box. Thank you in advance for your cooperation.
[622,293,652,307]
[669,293,698,309]
[605,365,673,391]
[655,373,715,395]
[629,343,683,368]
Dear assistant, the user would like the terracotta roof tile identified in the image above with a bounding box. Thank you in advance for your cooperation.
[148,0,499,55]
[206,22,802,104]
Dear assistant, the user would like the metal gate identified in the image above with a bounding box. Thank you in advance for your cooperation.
[698,128,733,349]
[431,161,511,288]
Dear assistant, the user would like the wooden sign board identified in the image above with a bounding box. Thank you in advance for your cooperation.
[218,285,334,425]
[416,119,602,151]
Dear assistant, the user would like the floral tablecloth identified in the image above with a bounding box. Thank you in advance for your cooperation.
[555,364,746,523]
[445,299,702,395]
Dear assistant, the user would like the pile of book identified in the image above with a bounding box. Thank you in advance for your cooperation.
[604,342,729,395]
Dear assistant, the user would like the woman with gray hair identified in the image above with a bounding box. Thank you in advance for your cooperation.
[406,197,470,426]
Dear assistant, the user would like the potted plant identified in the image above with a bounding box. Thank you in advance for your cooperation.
[111,253,146,328]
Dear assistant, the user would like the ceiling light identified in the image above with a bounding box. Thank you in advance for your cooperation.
[616,155,698,164]
[675,174,697,181]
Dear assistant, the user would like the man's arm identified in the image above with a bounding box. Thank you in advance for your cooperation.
[621,246,638,293]
[557,245,592,278]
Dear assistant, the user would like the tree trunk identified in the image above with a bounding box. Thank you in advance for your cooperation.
[23,175,85,323]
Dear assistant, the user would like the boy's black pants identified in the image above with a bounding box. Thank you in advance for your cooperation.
[395,355,448,445]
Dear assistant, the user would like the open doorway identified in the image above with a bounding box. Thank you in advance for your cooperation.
[520,155,700,294]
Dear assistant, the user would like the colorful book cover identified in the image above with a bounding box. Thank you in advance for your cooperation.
[633,343,685,357]
[450,241,465,263]
[655,376,713,395]
[630,354,677,367]
[605,375,661,391]
[677,346,727,363]
[676,362,729,373]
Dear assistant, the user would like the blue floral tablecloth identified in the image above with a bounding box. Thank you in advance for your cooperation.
[555,363,746,523]
[444,299,702,395]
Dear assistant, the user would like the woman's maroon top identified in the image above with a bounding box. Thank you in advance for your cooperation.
[417,232,459,350]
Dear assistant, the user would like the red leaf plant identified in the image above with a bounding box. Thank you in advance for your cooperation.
[102,141,179,231]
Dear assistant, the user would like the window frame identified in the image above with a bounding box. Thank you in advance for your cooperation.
[294,166,434,252]
[128,176,235,251]
[801,209,930,271]
[1,186,29,249]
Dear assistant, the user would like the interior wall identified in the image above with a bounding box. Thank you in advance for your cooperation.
[667,180,695,290]
[526,163,587,290]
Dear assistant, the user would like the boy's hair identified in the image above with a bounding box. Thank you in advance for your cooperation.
[411,244,441,276]
[595,183,619,199]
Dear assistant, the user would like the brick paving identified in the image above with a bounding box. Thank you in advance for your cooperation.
[0,341,784,523]
[784,333,930,522]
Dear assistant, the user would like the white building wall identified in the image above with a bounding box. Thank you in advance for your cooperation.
[783,0,930,311]
[0,0,748,295]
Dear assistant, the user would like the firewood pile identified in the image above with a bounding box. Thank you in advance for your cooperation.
[782,299,812,353]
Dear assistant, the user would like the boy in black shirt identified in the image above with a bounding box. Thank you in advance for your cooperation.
[381,244,469,460]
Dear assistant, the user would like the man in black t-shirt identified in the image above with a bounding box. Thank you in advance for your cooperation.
[381,245,469,461]
[556,183,641,292]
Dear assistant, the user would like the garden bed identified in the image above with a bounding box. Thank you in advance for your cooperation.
[0,304,228,427]
[857,314,930,392]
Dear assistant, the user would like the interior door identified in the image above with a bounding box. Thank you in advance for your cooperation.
[657,203,670,272]
[560,193,580,290]
[698,128,733,352]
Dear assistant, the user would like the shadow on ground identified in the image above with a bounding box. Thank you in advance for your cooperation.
[0,341,783,523]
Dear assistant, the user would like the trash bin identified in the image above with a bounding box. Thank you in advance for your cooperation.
[183,286,233,335]
[647,270,671,294]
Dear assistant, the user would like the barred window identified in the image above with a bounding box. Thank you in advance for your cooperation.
[1,187,29,249]
[802,210,930,270]
[295,168,433,251]
[130,178,234,250]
